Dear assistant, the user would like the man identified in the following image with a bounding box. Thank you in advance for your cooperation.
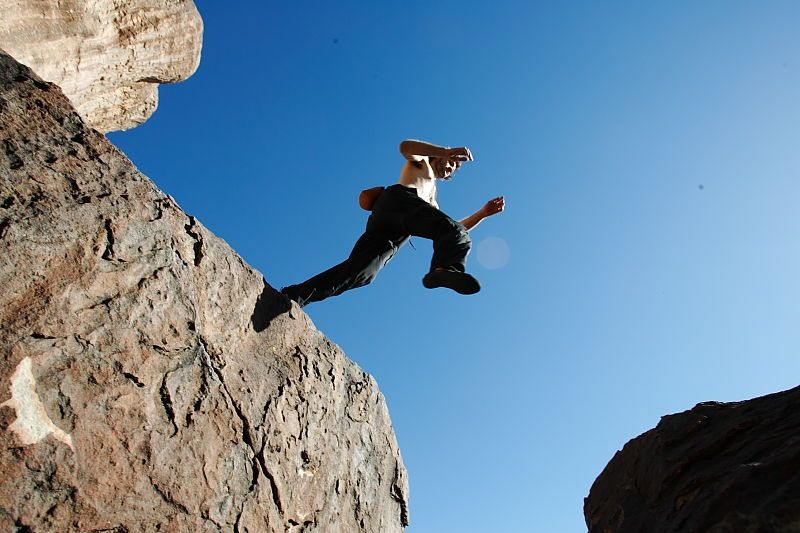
[281,139,505,306]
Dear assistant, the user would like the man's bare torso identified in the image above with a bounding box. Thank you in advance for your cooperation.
[398,157,437,207]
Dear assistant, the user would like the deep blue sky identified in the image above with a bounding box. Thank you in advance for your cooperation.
[110,3,800,531]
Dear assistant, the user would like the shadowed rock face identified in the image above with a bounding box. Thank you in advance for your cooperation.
[584,386,800,533]
[0,0,203,132]
[0,50,408,532]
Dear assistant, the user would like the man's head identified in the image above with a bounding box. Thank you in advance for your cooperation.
[429,157,462,180]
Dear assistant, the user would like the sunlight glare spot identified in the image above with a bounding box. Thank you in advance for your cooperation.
[476,236,510,270]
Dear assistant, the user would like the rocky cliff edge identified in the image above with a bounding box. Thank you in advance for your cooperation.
[0,50,408,532]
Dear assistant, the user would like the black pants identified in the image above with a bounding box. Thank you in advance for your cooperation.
[284,184,471,305]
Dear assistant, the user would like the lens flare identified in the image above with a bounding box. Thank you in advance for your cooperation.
[475,236,510,270]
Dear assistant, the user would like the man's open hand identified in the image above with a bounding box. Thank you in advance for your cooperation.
[481,196,505,217]
[446,147,473,162]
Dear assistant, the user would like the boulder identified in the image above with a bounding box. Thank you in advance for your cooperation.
[0,50,408,532]
[585,386,800,532]
[0,0,203,132]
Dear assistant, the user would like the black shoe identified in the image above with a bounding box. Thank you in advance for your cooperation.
[279,287,294,304]
[422,269,481,295]
[280,286,312,308]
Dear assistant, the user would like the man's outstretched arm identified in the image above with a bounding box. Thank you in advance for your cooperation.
[460,196,505,231]
[399,139,473,162]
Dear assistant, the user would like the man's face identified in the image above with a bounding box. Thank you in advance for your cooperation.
[430,157,461,180]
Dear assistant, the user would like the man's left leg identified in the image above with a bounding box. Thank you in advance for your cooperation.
[282,231,403,306]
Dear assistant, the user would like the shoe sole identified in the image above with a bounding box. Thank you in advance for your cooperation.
[422,271,481,295]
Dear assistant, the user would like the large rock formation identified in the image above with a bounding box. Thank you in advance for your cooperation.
[585,386,800,532]
[0,50,408,532]
[0,0,203,132]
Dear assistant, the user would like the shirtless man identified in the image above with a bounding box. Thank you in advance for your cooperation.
[281,139,505,306]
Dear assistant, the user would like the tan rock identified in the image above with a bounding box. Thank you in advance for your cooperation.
[0,0,203,132]
[0,50,408,531]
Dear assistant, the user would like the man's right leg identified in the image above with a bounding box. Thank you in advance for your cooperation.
[401,202,479,294]
[372,186,479,295]
[408,208,472,273]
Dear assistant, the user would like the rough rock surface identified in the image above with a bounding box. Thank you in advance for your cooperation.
[585,386,800,533]
[0,50,408,532]
[0,0,203,132]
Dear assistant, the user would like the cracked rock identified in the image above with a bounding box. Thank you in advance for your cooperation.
[0,50,408,532]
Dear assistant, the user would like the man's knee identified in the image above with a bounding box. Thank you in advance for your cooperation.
[355,269,379,288]
[457,222,471,247]
[438,218,471,247]
[351,247,396,289]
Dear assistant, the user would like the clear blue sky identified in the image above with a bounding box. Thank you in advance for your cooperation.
[109,2,800,531]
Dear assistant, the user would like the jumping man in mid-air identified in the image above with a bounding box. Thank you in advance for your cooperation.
[281,139,505,306]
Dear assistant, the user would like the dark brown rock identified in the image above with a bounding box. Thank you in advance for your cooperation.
[0,50,408,532]
[584,386,800,533]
